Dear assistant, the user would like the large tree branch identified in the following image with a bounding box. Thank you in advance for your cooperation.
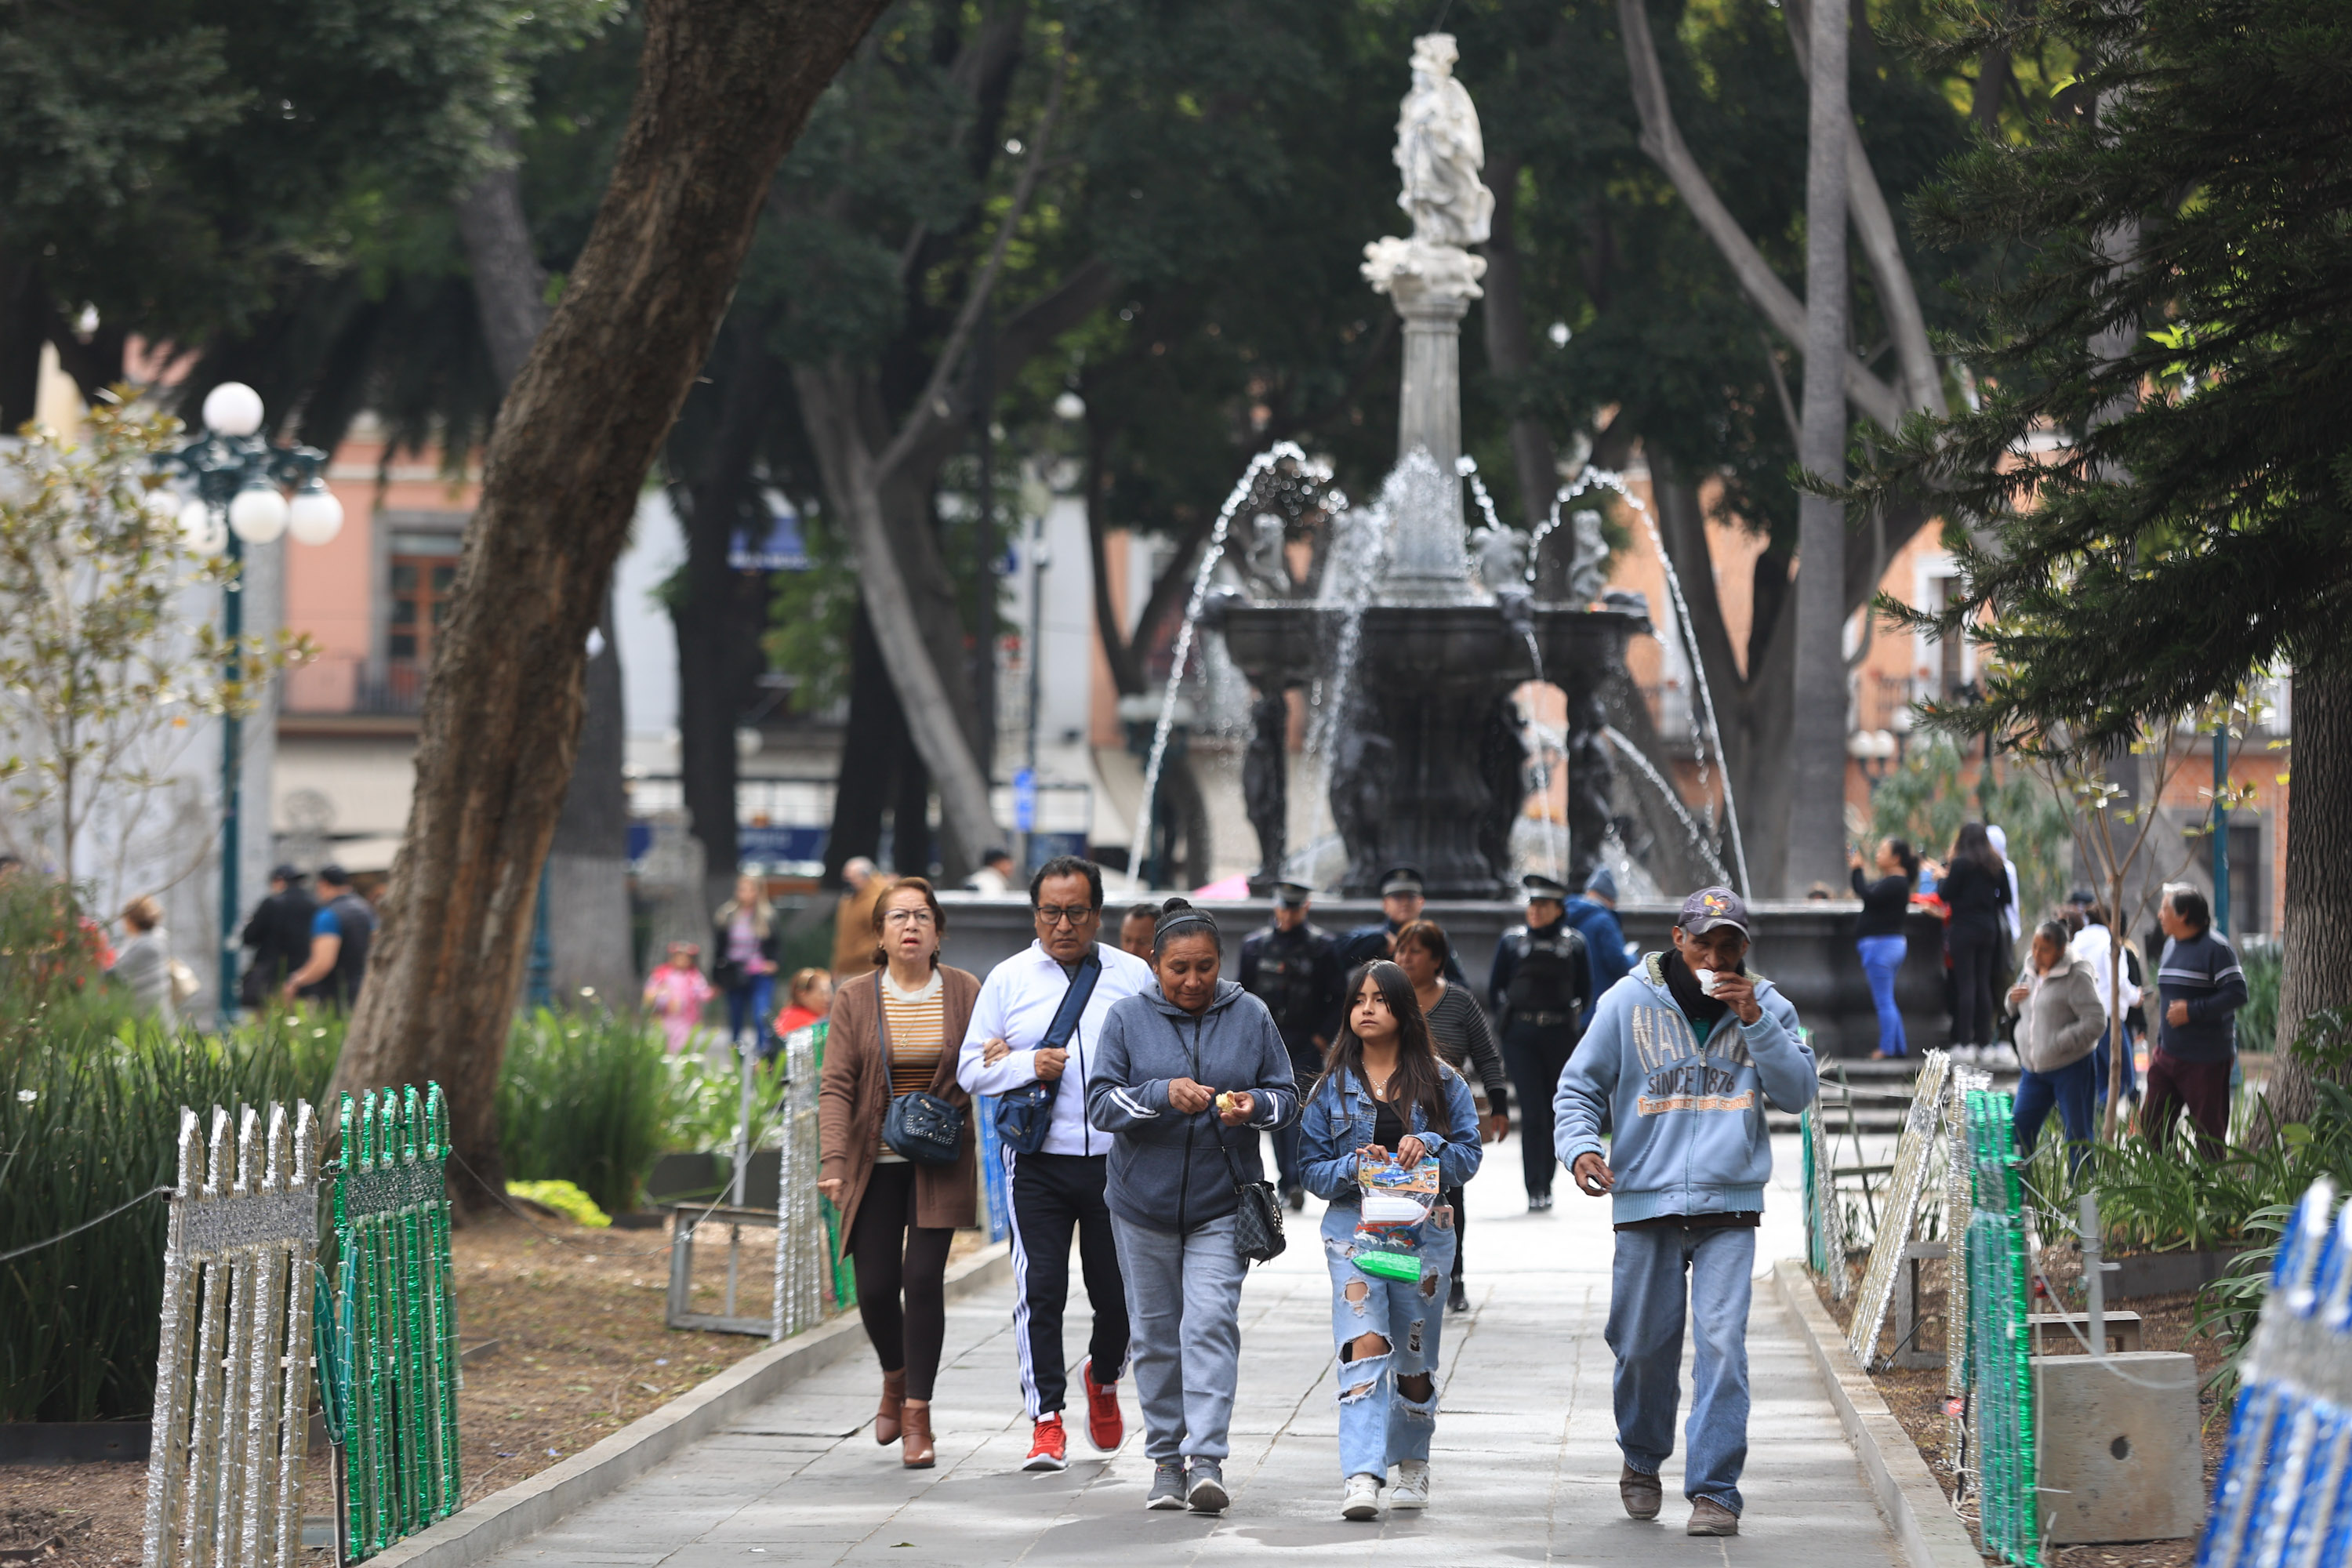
[877,51,1067,480]
[336,0,893,1194]
[1782,0,1947,419]
[1617,0,1904,430]
[454,127,552,389]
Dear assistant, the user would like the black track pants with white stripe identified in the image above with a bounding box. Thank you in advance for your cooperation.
[1007,1150,1130,1417]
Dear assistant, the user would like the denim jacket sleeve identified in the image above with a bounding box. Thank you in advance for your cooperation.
[1298,1079,1364,1200]
[1417,1069,1484,1189]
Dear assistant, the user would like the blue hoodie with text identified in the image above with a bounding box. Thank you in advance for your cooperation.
[1552,952,1817,1223]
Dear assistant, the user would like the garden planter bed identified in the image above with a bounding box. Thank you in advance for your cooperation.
[2,1207,961,1566]
[1815,1261,2230,1568]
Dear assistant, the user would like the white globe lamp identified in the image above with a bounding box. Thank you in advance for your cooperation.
[229,477,289,543]
[179,499,227,556]
[287,481,344,546]
[201,382,266,439]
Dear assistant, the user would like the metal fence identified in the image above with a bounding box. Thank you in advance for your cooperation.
[142,1102,321,1568]
[2197,1178,2350,1568]
[328,1084,462,1562]
[1964,1089,2040,1568]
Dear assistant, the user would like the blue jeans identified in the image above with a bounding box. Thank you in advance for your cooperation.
[1322,1200,1457,1479]
[2015,1054,2097,1168]
[724,975,773,1051]
[1856,936,1907,1056]
[1607,1223,1755,1513]
[2089,1030,2140,1105]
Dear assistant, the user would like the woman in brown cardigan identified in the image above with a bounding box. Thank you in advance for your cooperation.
[817,877,979,1468]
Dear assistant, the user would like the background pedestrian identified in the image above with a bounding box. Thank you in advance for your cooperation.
[2005,919,2105,1167]
[1238,879,1342,1209]
[239,865,314,1008]
[1486,873,1589,1211]
[110,895,176,1024]
[644,941,716,1053]
[1926,825,2011,1064]
[711,873,781,1052]
[1847,837,1918,1058]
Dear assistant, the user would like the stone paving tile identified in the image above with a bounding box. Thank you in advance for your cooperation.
[470,1133,1893,1567]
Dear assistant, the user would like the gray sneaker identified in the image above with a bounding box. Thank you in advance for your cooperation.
[1186,1460,1229,1513]
[1145,1461,1189,1511]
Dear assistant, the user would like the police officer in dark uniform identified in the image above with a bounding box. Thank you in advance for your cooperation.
[1240,880,1342,1208]
[1488,873,1592,1210]
[1338,865,1465,981]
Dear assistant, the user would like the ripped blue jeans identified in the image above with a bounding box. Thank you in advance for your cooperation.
[1321,1199,1457,1479]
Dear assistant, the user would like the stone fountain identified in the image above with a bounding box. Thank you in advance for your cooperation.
[1207,33,1644,898]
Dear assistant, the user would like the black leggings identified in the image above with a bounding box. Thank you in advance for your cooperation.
[848,1162,955,1400]
[1445,1185,1468,1287]
[1947,926,2002,1047]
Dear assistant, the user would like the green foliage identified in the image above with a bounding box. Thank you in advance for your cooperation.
[2238,938,2281,1058]
[0,404,307,902]
[1855,0,2352,754]
[0,1014,336,1422]
[495,1008,675,1218]
[504,1178,609,1229]
[1867,739,2073,922]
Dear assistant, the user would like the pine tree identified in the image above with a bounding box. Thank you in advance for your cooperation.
[1857,0,2352,1124]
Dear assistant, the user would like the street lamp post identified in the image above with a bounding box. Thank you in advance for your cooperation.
[157,382,343,1018]
[1847,728,1902,793]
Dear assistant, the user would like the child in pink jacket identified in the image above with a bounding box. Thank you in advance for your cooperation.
[643,942,716,1054]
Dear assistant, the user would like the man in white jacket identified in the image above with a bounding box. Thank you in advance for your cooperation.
[959,856,1156,1472]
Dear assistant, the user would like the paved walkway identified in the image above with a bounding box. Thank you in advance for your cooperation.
[481,1134,1900,1567]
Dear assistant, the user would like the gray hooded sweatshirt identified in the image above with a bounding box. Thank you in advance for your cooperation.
[1085,979,1299,1233]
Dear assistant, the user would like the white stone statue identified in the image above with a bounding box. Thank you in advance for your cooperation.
[1396,34,1493,249]
[1363,34,1494,307]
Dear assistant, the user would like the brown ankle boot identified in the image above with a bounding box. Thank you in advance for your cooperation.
[874,1370,906,1446]
[901,1402,935,1469]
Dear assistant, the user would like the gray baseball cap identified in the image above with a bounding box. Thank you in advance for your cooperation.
[1677,886,1749,937]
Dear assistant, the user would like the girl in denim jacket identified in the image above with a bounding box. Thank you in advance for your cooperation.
[1299,960,1483,1521]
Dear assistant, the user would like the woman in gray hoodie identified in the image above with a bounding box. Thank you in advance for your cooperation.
[1087,899,1299,1516]
[2004,919,2107,1164]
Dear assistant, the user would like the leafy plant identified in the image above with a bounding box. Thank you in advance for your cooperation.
[498,1007,684,1216]
[0,1014,336,1421]
[2238,938,2281,1058]
[504,1178,610,1229]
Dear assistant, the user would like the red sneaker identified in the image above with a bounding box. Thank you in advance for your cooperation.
[1082,1359,1124,1453]
[1022,1414,1069,1472]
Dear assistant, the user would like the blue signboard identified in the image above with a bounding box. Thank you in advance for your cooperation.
[1012,768,1037,833]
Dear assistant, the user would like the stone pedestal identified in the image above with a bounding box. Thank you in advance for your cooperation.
[2032,1352,2203,1544]
[1363,237,1484,603]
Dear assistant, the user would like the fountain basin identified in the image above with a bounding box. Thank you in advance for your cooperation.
[1217,601,1646,896]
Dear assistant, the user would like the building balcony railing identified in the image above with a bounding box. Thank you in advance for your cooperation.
[281,655,425,717]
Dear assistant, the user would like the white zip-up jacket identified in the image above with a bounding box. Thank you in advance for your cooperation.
[957,939,1157,1157]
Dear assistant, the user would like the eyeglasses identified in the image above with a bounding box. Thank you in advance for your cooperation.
[882,909,936,927]
[1033,905,1097,927]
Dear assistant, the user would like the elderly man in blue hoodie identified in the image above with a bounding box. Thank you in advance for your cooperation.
[1554,887,1817,1539]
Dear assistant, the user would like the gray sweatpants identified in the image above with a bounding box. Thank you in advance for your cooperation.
[1109,1213,1247,1462]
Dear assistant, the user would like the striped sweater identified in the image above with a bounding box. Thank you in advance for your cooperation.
[876,971,946,1161]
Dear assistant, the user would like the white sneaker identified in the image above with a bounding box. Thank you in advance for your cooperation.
[1948,1045,1978,1066]
[1985,1044,2020,1071]
[1389,1460,1430,1509]
[1341,1472,1383,1520]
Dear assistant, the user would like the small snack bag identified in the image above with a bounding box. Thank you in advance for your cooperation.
[1352,1149,1441,1279]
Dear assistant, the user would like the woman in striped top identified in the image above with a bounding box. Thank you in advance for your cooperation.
[1391,920,1510,1316]
[818,877,980,1469]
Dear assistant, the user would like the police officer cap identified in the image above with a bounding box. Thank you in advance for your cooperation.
[1272,880,1313,906]
[1521,873,1570,902]
[1379,866,1425,897]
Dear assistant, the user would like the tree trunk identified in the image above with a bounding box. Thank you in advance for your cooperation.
[332,0,893,1200]
[2267,654,2352,1127]
[823,605,899,883]
[672,323,778,912]
[1477,150,1559,532]
[1787,0,1852,898]
[456,129,637,1010]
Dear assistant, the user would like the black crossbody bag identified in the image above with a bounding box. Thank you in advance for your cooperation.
[875,973,964,1166]
[994,949,1101,1156]
[1187,1027,1285,1263]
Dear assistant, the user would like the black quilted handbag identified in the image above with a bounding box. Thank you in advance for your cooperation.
[1217,1134,1286,1263]
[874,974,963,1166]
